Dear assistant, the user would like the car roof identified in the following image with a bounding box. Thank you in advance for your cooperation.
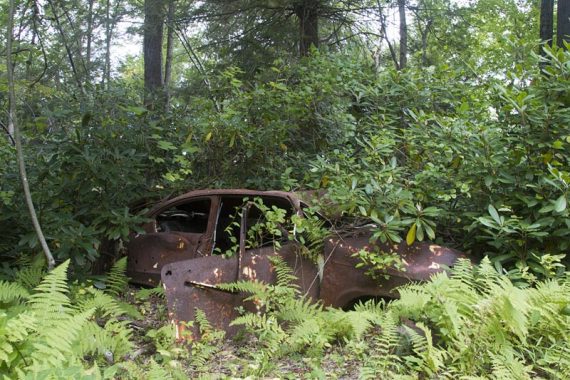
[148,189,302,215]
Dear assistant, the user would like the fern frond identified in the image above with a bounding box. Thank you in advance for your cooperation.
[490,350,534,380]
[486,277,530,344]
[76,319,134,361]
[352,298,386,315]
[218,279,268,295]
[104,257,128,296]
[449,258,475,285]
[28,308,95,370]
[392,284,431,319]
[14,266,46,290]
[28,260,72,325]
[473,256,502,294]
[0,311,37,367]
[147,359,175,380]
[135,285,165,300]
[77,291,141,319]
[0,281,29,304]
[286,316,331,355]
[231,313,286,347]
[537,343,570,377]
[325,308,376,341]
[403,322,446,376]
[276,296,322,323]
[113,361,146,379]
[360,311,403,378]
[269,256,300,292]
[194,308,214,336]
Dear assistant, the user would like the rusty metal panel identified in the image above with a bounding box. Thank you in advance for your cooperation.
[162,243,320,339]
[162,256,242,340]
[318,235,467,308]
[127,232,204,286]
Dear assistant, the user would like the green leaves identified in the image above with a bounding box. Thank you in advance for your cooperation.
[406,224,417,246]
[554,195,567,213]
[488,204,502,226]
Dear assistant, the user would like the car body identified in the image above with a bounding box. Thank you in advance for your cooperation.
[126,189,464,339]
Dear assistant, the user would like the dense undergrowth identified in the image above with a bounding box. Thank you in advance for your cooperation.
[1,256,569,379]
[3,46,570,283]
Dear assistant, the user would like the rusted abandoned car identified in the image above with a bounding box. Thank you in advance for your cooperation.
[126,189,464,338]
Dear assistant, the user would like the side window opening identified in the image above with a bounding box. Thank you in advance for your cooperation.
[213,196,296,254]
[213,197,245,254]
[245,200,294,249]
[156,198,211,233]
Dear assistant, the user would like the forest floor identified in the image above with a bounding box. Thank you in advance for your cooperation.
[122,286,363,379]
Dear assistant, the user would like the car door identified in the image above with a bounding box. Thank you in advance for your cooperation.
[127,196,218,285]
[162,197,319,339]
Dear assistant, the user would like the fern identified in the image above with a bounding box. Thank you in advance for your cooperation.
[27,308,95,371]
[190,310,225,371]
[14,266,46,291]
[104,256,128,296]
[77,291,142,319]
[218,279,268,297]
[147,359,175,380]
[135,285,165,300]
[403,322,446,376]
[0,311,36,367]
[76,319,134,362]
[360,311,404,378]
[0,280,29,304]
[0,259,142,378]
[490,350,534,380]
[28,260,73,325]
[271,255,300,292]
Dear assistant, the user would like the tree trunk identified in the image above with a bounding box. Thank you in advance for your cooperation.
[164,0,176,108]
[144,0,165,109]
[296,0,319,56]
[86,0,95,84]
[102,0,112,88]
[7,0,55,271]
[557,0,570,49]
[399,0,407,70]
[540,0,554,47]
[420,19,432,67]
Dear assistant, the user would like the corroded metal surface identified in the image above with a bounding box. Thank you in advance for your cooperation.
[162,255,242,340]
[161,242,320,340]
[162,237,465,338]
[318,236,466,308]
[127,232,205,285]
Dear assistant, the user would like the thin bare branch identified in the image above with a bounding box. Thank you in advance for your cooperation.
[7,0,55,271]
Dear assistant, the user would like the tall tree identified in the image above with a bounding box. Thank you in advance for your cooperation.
[85,0,95,84]
[143,0,165,108]
[295,0,320,56]
[540,0,554,49]
[185,0,361,75]
[557,0,570,49]
[164,0,176,105]
[398,0,407,69]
